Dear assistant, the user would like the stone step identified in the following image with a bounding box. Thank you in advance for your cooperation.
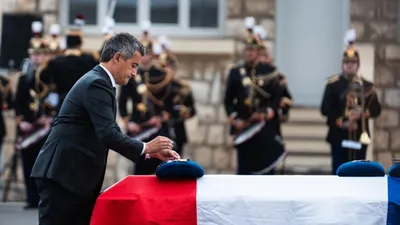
[287,107,325,124]
[277,155,331,174]
[282,123,327,140]
[285,140,330,156]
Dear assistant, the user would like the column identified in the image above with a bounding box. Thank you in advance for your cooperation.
[275,0,350,107]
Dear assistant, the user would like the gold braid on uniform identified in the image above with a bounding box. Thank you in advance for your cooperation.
[146,84,172,107]
[326,74,340,84]
[145,69,173,94]
[64,49,81,56]
[35,61,50,99]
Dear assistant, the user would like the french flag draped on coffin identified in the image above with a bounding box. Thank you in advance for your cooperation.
[90,175,400,225]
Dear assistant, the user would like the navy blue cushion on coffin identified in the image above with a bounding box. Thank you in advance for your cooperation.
[156,159,204,180]
[337,160,385,177]
[389,163,400,177]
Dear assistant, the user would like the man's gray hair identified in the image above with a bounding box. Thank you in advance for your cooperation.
[100,33,146,62]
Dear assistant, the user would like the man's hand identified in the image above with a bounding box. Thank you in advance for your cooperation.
[148,116,162,129]
[150,149,180,161]
[145,136,174,154]
[249,112,265,122]
[266,108,275,120]
[349,109,361,121]
[234,119,246,131]
[127,121,141,133]
[364,110,370,119]
[162,111,170,121]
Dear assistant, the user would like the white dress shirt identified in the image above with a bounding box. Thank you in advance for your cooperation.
[99,64,147,156]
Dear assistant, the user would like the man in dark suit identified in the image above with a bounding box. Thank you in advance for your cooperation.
[31,33,179,225]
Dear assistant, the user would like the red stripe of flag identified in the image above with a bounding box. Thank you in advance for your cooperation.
[90,176,197,225]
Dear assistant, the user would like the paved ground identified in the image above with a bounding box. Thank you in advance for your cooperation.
[0,203,38,225]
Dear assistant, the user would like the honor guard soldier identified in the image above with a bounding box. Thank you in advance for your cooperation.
[0,72,12,175]
[40,14,99,114]
[140,20,153,53]
[254,25,293,137]
[320,29,381,175]
[224,20,286,175]
[14,21,53,209]
[157,35,191,155]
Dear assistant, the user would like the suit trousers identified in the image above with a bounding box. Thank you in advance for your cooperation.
[21,140,43,206]
[330,143,367,175]
[35,178,97,225]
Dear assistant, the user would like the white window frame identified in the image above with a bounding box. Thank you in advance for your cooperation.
[59,0,226,37]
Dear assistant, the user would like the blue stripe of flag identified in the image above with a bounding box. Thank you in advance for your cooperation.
[387,176,400,225]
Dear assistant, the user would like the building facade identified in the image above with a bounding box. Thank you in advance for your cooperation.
[0,0,399,178]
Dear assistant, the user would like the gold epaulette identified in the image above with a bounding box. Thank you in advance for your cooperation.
[175,79,190,97]
[326,74,340,84]
[176,79,189,88]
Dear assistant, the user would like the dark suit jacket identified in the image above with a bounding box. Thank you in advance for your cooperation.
[31,65,144,198]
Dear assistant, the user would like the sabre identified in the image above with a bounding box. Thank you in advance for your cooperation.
[107,0,117,18]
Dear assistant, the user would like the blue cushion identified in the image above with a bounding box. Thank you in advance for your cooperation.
[156,159,204,180]
[337,160,385,177]
[389,163,400,177]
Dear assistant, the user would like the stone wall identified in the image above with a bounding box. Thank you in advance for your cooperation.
[350,0,400,169]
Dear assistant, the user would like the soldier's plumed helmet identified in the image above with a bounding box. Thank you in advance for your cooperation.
[48,24,61,53]
[342,29,359,63]
[244,34,260,49]
[337,160,385,177]
[140,20,153,52]
[156,159,205,180]
[29,38,48,54]
[66,14,85,48]
[343,47,360,63]
[142,40,153,52]
[29,21,47,54]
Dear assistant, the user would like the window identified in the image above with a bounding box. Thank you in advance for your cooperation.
[61,0,225,37]
[112,0,138,23]
[68,0,98,25]
[150,0,179,24]
[189,0,219,28]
